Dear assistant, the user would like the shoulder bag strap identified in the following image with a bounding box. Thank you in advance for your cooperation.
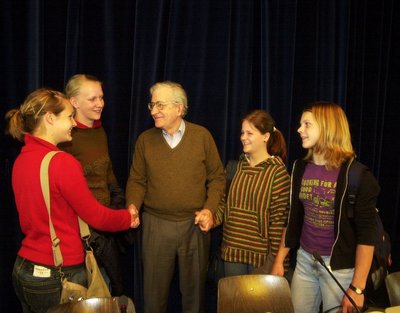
[40,151,63,267]
[78,217,91,238]
[40,151,91,267]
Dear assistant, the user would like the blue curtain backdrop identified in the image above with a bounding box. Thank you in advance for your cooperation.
[1,1,399,312]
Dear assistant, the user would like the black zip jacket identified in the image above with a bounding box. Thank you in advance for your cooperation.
[285,158,380,270]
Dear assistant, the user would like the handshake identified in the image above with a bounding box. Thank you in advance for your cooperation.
[127,204,140,228]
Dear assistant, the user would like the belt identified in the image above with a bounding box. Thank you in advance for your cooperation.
[17,255,84,271]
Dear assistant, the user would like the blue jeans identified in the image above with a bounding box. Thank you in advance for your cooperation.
[291,248,354,313]
[12,256,87,313]
[223,261,257,277]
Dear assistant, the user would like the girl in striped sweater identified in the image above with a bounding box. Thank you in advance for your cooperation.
[215,109,290,277]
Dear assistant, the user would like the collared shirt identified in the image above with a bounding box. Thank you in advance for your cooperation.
[162,120,186,148]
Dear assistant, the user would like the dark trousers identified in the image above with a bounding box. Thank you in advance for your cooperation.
[142,212,210,313]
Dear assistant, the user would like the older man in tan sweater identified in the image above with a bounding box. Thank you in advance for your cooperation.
[126,81,225,313]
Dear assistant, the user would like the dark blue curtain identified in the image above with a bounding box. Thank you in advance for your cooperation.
[1,1,399,312]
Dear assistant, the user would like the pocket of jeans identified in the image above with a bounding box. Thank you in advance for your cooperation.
[23,280,60,313]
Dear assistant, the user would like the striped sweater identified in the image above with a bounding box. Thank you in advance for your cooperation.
[215,155,290,268]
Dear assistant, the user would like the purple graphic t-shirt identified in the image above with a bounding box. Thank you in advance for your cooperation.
[299,163,340,256]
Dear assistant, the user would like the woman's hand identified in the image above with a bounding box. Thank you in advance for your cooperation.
[128,204,140,228]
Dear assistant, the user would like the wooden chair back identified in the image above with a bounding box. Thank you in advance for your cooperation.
[386,272,400,306]
[217,274,294,313]
[46,296,135,313]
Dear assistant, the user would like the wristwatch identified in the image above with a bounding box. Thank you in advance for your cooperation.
[349,283,364,295]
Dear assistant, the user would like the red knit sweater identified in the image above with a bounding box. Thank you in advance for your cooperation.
[12,134,131,266]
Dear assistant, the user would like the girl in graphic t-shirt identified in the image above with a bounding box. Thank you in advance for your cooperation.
[282,102,379,313]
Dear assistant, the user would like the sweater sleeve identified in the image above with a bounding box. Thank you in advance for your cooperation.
[52,153,131,231]
[103,130,119,189]
[268,165,290,255]
[214,196,226,226]
[203,131,226,212]
[107,159,125,208]
[125,134,147,209]
[354,168,380,245]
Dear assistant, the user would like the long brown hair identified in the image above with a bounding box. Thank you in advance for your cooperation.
[5,88,67,141]
[302,101,355,169]
[243,109,287,162]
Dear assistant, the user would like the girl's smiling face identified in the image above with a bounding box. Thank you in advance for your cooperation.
[298,111,321,149]
[241,119,268,156]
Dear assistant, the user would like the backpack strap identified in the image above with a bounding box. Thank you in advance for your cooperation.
[225,160,239,192]
[347,160,367,218]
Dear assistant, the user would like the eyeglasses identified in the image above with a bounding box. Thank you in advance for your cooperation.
[147,101,177,111]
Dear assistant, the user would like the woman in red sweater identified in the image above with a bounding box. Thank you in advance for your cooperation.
[5,88,139,313]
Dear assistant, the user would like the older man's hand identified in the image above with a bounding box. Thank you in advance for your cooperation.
[194,208,214,232]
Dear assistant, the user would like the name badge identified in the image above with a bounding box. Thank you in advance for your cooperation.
[33,265,51,278]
